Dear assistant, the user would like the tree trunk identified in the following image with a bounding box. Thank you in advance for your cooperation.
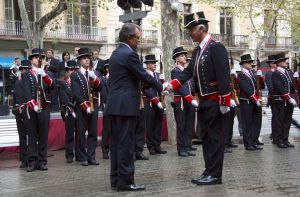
[160,0,180,145]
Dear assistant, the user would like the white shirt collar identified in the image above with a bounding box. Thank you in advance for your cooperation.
[146,69,154,77]
[176,63,185,71]
[199,34,211,49]
[242,68,250,75]
[80,67,88,75]
[276,67,285,72]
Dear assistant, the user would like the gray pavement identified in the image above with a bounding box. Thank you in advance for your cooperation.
[1,112,300,197]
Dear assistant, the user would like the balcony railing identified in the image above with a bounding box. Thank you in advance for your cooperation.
[115,28,158,45]
[0,20,107,42]
[263,36,292,49]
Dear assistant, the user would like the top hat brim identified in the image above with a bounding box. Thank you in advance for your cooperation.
[19,65,30,69]
[172,51,188,60]
[143,60,158,63]
[266,60,275,64]
[184,19,210,29]
[274,57,288,64]
[239,59,254,65]
[29,53,45,59]
[76,53,91,59]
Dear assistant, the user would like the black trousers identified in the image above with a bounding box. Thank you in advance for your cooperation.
[235,106,244,136]
[24,106,50,166]
[224,107,235,145]
[268,98,275,139]
[198,100,225,177]
[75,106,99,161]
[144,101,163,149]
[109,115,136,186]
[101,114,110,155]
[172,101,195,152]
[15,113,28,162]
[63,112,77,160]
[239,100,262,148]
[272,100,293,144]
[135,109,146,154]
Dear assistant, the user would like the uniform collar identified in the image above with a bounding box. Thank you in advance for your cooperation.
[199,34,211,49]
[80,67,88,75]
[277,67,286,73]
[176,63,185,71]
[146,69,154,77]
[241,68,251,75]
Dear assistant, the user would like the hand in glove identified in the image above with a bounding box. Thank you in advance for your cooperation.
[71,112,76,118]
[88,71,97,80]
[157,102,164,109]
[219,106,230,114]
[230,99,237,108]
[288,98,298,107]
[159,74,165,80]
[230,68,236,75]
[33,105,40,113]
[256,69,263,76]
[256,100,261,107]
[162,82,171,95]
[293,71,299,78]
[191,100,199,108]
[86,107,92,114]
[36,68,46,77]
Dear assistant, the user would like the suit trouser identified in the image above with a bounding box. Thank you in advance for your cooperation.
[63,112,77,160]
[15,113,28,162]
[224,107,235,145]
[272,100,293,144]
[235,106,244,136]
[144,101,163,149]
[269,98,275,139]
[101,114,110,155]
[198,100,225,177]
[109,115,136,186]
[240,100,262,148]
[173,101,195,152]
[75,106,99,161]
[24,106,50,166]
[135,109,146,154]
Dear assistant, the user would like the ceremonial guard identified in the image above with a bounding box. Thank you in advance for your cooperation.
[70,48,102,166]
[167,12,231,185]
[171,47,198,157]
[57,60,77,163]
[22,48,55,172]
[237,54,264,151]
[143,54,167,155]
[12,60,31,168]
[272,53,296,148]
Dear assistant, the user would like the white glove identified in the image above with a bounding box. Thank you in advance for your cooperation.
[71,112,76,118]
[36,68,46,77]
[230,68,236,75]
[88,71,97,80]
[191,100,199,108]
[219,106,230,114]
[86,107,91,114]
[157,102,164,109]
[256,100,261,107]
[256,70,263,76]
[288,98,298,107]
[33,105,40,113]
[293,71,299,78]
[230,99,237,108]
[159,74,165,80]
[162,82,170,90]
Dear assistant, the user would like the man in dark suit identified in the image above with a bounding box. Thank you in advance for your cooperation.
[105,23,166,191]
[166,12,231,185]
[22,48,55,172]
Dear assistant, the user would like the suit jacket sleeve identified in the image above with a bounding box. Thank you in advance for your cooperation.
[171,69,190,96]
[21,72,33,103]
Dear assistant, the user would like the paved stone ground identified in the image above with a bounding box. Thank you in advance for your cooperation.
[1,137,300,197]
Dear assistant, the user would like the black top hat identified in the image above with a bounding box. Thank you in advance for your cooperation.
[172,47,187,60]
[66,60,77,69]
[29,48,45,59]
[273,53,288,64]
[143,55,158,63]
[184,12,210,28]
[240,54,254,65]
[77,48,91,59]
[266,55,276,64]
[19,60,31,69]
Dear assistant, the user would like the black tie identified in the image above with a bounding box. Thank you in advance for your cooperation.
[85,70,88,80]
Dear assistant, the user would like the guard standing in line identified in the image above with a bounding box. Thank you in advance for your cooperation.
[171,47,198,157]
[272,52,297,148]
[22,48,55,172]
[70,48,102,166]
[57,60,77,163]
[12,60,31,168]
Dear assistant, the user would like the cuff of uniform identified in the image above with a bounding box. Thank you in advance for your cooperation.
[151,97,160,105]
[93,77,100,87]
[42,75,53,86]
[170,79,181,91]
[249,94,259,102]
[218,93,231,106]
[282,93,292,100]
[80,101,90,112]
[184,95,193,103]
[27,99,38,110]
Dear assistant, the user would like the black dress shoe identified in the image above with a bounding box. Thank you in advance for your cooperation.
[66,158,73,163]
[149,148,156,155]
[26,165,36,172]
[88,159,99,165]
[81,161,89,166]
[255,141,264,146]
[224,147,232,153]
[178,151,189,157]
[194,175,222,185]
[117,184,146,191]
[38,164,48,171]
[253,145,263,150]
[277,143,288,148]
[155,147,167,154]
[20,161,28,168]
[186,151,196,156]
[103,153,109,159]
[187,146,197,151]
[136,153,149,160]
[285,142,295,148]
[227,143,238,148]
[191,174,206,184]
[245,146,256,151]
